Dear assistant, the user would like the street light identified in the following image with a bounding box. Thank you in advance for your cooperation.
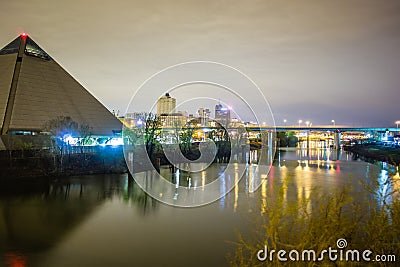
[331,120,335,126]
[306,121,310,127]
[298,120,302,127]
[396,121,400,129]
[283,119,287,126]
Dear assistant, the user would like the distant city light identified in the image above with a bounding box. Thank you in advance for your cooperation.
[331,119,335,126]
[396,121,400,128]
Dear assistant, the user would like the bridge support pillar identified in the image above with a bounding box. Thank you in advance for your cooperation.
[268,131,274,164]
[333,131,341,149]
[268,131,273,148]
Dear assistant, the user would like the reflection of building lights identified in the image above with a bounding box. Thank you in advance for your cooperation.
[6,253,26,267]
[394,166,400,179]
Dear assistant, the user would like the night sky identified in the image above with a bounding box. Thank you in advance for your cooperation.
[1,0,400,127]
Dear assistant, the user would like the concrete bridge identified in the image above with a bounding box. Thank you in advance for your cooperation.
[246,126,398,132]
[246,126,399,150]
[161,125,398,150]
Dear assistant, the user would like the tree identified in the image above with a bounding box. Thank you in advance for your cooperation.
[78,123,93,146]
[277,131,298,147]
[143,113,161,164]
[172,120,184,144]
[180,127,194,155]
[44,116,92,172]
[77,123,93,153]
[44,116,79,139]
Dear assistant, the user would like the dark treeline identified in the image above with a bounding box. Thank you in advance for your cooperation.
[345,143,400,166]
[0,146,127,180]
[276,131,298,147]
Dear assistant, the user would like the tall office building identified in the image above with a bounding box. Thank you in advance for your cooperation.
[156,93,187,127]
[197,108,211,126]
[157,93,176,115]
[215,103,231,127]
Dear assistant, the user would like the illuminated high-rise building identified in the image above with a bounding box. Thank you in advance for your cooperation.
[215,103,231,127]
[157,93,176,115]
[197,107,211,126]
[156,93,187,128]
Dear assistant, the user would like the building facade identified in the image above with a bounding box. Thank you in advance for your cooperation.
[0,34,122,140]
[197,107,211,126]
[215,103,231,127]
[157,93,176,115]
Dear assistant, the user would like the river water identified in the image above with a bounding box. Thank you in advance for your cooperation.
[1,148,399,267]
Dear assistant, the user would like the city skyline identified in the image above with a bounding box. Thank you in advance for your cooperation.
[1,1,400,127]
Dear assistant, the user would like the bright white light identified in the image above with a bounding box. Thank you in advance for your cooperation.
[63,134,79,145]
[109,137,124,146]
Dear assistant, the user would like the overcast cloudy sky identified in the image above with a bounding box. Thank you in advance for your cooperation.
[1,0,400,126]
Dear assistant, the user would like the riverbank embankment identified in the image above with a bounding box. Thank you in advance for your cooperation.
[344,143,400,165]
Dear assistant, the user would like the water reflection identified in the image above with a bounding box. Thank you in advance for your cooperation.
[0,148,399,267]
[0,174,156,265]
[279,147,342,162]
[5,252,26,267]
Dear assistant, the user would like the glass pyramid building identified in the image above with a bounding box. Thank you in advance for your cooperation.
[0,34,122,138]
